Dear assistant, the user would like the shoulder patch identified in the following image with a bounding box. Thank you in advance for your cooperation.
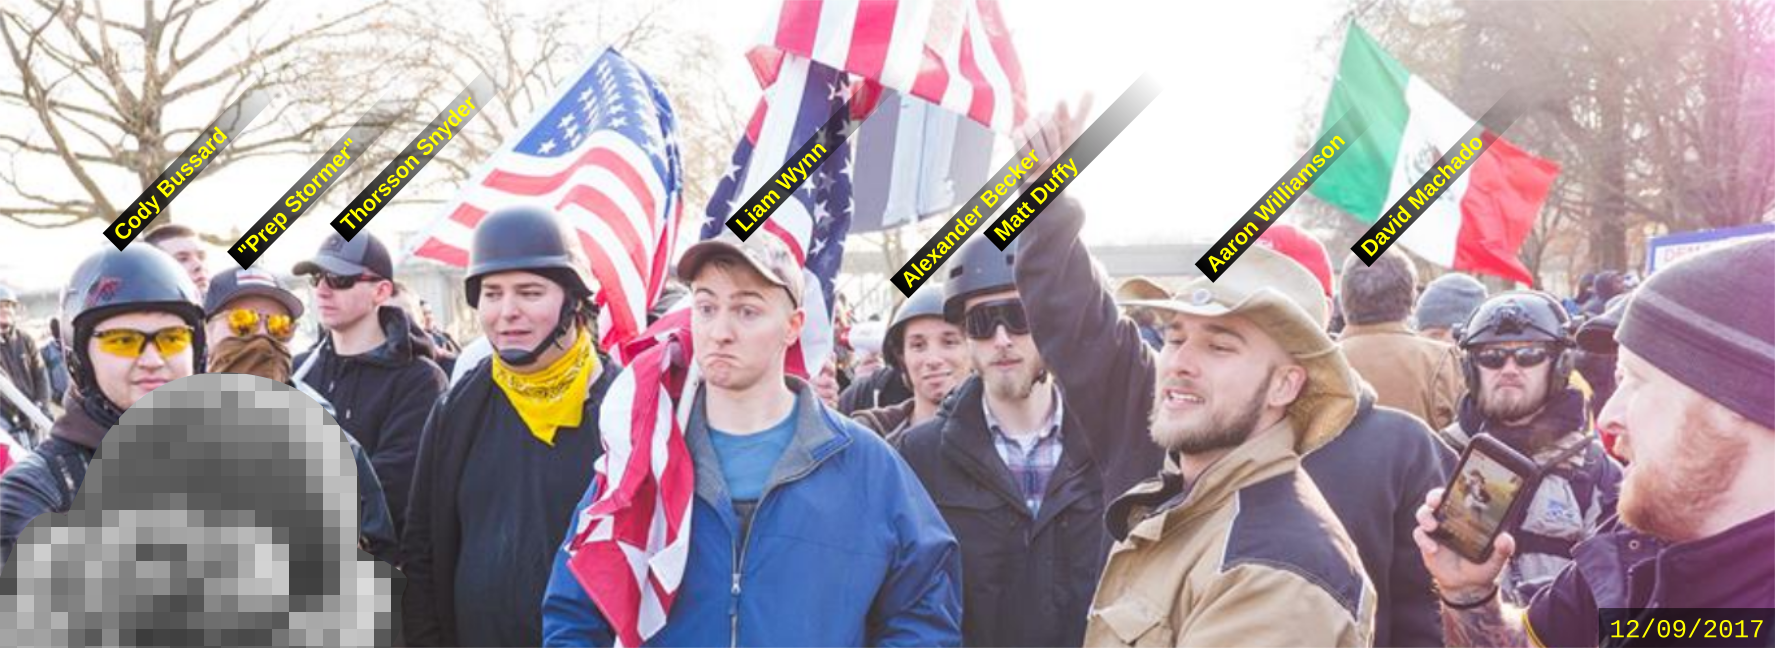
[1222,472,1366,619]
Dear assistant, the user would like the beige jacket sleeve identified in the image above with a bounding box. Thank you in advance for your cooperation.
[1430,345,1467,431]
[1174,564,1377,648]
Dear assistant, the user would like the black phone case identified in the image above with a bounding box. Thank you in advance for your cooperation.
[1431,434,1542,563]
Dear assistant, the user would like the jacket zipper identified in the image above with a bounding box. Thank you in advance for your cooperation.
[729,460,822,648]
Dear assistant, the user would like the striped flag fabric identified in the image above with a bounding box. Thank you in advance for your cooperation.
[756,0,1029,133]
[563,308,698,648]
[411,47,683,351]
[849,89,998,232]
[701,55,864,377]
[1310,24,1560,286]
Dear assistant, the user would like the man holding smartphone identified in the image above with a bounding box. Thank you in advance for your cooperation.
[1434,291,1623,605]
[1415,238,1775,647]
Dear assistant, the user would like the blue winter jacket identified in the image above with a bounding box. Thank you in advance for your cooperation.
[542,380,962,647]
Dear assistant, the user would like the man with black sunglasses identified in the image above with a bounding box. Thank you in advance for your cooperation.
[891,235,1106,648]
[293,232,447,545]
[0,245,204,565]
[1435,291,1622,606]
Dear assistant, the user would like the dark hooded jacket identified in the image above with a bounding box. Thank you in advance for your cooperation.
[401,350,615,647]
[295,305,447,537]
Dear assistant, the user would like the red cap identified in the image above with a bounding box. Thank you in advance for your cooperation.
[1256,224,1334,298]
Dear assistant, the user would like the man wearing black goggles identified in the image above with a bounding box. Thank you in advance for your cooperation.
[962,298,1031,340]
[1437,290,1623,607]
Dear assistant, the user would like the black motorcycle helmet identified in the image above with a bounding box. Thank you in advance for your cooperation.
[942,236,1019,324]
[465,207,600,365]
[1455,290,1575,395]
[883,285,949,372]
[60,245,206,420]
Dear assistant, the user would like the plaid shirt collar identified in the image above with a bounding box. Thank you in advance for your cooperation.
[982,382,1065,513]
[981,381,1063,446]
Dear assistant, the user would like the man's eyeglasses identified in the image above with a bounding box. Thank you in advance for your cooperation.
[308,272,382,291]
[1471,345,1554,370]
[93,326,195,359]
[963,299,1030,340]
[222,309,295,341]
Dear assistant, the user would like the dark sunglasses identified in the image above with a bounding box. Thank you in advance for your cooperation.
[963,299,1030,340]
[308,272,382,291]
[1471,345,1554,370]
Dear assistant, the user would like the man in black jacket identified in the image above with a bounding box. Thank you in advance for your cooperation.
[0,245,205,565]
[293,232,446,541]
[893,236,1111,647]
[0,284,52,445]
[1434,292,1621,606]
[401,207,614,647]
[1009,100,1454,646]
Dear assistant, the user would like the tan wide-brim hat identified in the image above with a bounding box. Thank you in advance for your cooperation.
[1122,245,1359,455]
[1115,276,1171,303]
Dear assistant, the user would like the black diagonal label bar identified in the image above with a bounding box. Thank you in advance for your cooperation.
[1352,90,1528,265]
[725,99,867,240]
[227,105,400,269]
[334,74,493,240]
[103,92,269,250]
[1197,109,1371,280]
[891,72,1162,298]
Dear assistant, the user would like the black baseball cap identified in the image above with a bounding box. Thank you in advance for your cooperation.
[293,232,394,280]
[205,267,304,319]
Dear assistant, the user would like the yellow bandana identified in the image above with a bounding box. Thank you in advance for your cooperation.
[491,327,599,446]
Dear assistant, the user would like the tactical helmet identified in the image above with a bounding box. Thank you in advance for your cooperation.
[942,236,1019,323]
[1456,290,1575,394]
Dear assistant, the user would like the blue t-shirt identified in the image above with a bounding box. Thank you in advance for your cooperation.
[709,401,797,536]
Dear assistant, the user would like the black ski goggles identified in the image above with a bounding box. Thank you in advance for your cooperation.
[1471,345,1554,370]
[963,298,1030,340]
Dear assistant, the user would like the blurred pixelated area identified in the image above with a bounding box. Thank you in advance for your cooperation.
[0,374,397,647]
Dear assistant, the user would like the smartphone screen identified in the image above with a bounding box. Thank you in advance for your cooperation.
[1436,447,1530,562]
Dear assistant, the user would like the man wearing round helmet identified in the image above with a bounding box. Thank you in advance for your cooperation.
[850,285,969,437]
[0,283,52,446]
[890,236,1109,647]
[402,207,617,647]
[0,245,205,564]
[1435,291,1623,605]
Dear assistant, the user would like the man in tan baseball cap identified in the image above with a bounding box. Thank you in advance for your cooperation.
[1086,244,1376,647]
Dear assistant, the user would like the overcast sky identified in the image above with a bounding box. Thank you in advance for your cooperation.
[0,0,1347,291]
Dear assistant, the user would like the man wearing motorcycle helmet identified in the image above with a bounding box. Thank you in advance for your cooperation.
[0,245,205,564]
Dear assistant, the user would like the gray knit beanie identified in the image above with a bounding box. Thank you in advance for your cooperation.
[1616,238,1775,429]
[1415,272,1488,332]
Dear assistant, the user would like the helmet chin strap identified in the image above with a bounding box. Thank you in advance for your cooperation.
[496,298,582,367]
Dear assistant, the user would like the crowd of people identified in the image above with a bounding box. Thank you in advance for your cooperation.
[0,105,1768,648]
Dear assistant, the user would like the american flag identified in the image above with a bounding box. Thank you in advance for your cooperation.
[756,0,1028,133]
[564,3,1025,646]
[700,55,866,377]
[410,48,682,352]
